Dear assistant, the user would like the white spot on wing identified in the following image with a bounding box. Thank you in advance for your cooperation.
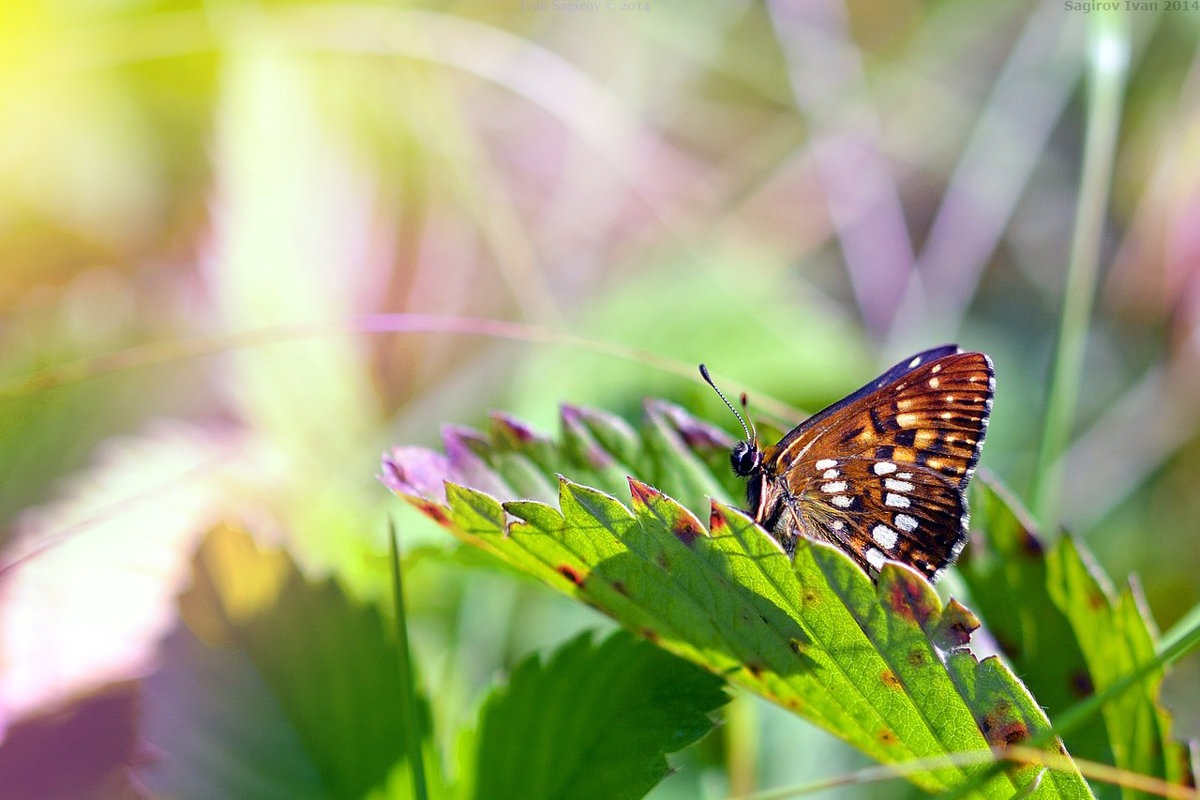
[885,478,914,492]
[832,495,852,509]
[815,459,837,470]
[823,469,839,479]
[831,520,845,531]
[895,514,918,532]
[929,377,940,388]
[931,364,942,374]
[866,547,887,570]
[908,357,921,368]
[873,461,897,475]
[885,493,910,508]
[821,481,848,494]
[872,524,898,549]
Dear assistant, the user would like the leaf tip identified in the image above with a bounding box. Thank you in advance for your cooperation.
[708,501,729,533]
[878,564,939,625]
[627,476,658,507]
[490,411,542,446]
[933,599,980,649]
[379,447,451,503]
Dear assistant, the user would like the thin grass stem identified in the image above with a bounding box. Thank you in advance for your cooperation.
[1032,10,1129,530]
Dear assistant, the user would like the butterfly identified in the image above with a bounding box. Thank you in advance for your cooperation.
[700,345,993,582]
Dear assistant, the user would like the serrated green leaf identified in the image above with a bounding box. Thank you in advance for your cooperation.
[383,404,1095,798]
[140,525,439,799]
[465,630,726,800]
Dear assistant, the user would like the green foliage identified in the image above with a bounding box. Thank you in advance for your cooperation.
[141,525,435,799]
[962,480,1198,799]
[140,524,724,800]
[464,630,727,800]
[383,402,1124,798]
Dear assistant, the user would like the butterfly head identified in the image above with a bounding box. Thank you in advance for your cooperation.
[730,440,762,477]
[698,364,762,476]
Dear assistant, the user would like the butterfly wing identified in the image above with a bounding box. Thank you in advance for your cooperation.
[756,350,993,581]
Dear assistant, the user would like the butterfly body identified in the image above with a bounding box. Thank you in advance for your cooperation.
[711,346,993,582]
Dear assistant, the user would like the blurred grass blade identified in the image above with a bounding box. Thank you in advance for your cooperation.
[382,402,1094,798]
[390,520,429,800]
[1159,602,1200,657]
[1031,9,1130,531]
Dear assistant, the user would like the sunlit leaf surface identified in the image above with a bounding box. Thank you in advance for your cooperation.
[465,630,726,800]
[383,402,1095,798]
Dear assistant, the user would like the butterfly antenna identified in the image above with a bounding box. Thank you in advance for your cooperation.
[738,392,758,442]
[698,364,756,443]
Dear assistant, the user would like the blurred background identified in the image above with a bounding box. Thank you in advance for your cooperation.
[1,0,1198,797]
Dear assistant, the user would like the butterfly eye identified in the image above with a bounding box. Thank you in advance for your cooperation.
[730,441,762,477]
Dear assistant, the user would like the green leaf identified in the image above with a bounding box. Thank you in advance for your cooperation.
[958,478,1116,782]
[140,525,438,799]
[962,476,1198,799]
[382,404,1095,798]
[464,630,726,800]
[1047,538,1196,796]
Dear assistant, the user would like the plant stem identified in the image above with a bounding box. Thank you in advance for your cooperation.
[1032,9,1129,531]
[390,520,429,800]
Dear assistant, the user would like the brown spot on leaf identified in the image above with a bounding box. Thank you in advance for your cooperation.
[656,552,669,570]
[907,648,930,667]
[1088,592,1107,611]
[556,565,585,587]
[612,580,628,596]
[802,588,821,606]
[878,728,898,746]
[981,699,1031,748]
[884,571,934,624]
[788,638,805,655]
[881,669,902,691]
[708,506,728,533]
[784,697,801,711]
[641,628,659,643]
[672,518,702,547]
[745,662,765,678]
[982,716,1030,748]
[418,501,449,525]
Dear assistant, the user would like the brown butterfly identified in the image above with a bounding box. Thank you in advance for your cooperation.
[700,345,993,582]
